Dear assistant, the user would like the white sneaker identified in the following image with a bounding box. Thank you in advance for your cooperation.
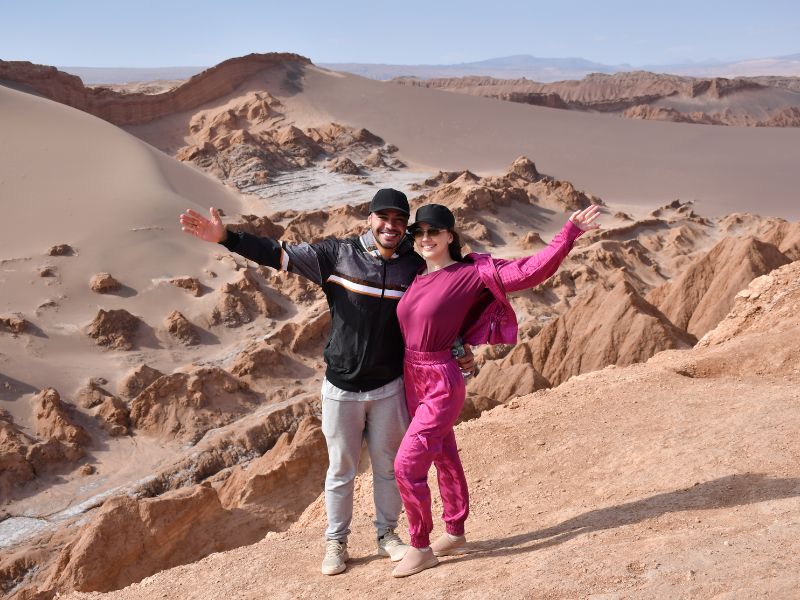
[321,539,349,575]
[377,530,409,562]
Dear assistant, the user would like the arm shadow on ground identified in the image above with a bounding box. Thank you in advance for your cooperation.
[453,473,800,562]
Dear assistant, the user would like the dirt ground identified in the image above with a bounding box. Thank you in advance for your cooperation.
[65,344,800,600]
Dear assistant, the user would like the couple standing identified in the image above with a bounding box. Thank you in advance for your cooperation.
[180,188,599,577]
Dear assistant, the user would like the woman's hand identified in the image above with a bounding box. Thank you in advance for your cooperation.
[179,207,227,243]
[569,204,602,231]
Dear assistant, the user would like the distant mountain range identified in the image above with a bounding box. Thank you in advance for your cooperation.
[60,53,800,84]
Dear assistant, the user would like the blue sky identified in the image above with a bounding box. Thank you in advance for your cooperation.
[2,0,799,67]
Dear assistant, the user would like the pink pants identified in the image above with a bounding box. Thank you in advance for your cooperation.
[394,348,470,548]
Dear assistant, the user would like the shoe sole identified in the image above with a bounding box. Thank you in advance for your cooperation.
[432,545,468,557]
[391,557,439,578]
[377,547,406,562]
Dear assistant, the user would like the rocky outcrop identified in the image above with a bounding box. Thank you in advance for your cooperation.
[698,260,800,348]
[89,272,121,293]
[118,364,163,399]
[0,53,312,126]
[230,214,285,240]
[169,276,203,297]
[261,269,325,304]
[94,396,130,436]
[0,389,93,500]
[26,388,91,473]
[0,410,37,500]
[229,340,303,380]
[180,116,386,189]
[75,379,116,409]
[646,236,790,338]
[165,310,201,346]
[48,243,74,256]
[128,367,260,443]
[266,306,332,355]
[717,213,800,260]
[133,396,318,496]
[329,157,362,174]
[279,203,369,244]
[527,274,696,386]
[410,157,600,240]
[0,314,28,335]
[46,485,236,594]
[218,416,327,529]
[468,346,551,405]
[85,308,142,350]
[393,71,800,127]
[32,388,90,449]
[210,269,283,327]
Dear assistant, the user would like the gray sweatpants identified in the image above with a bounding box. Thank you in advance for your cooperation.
[321,381,410,542]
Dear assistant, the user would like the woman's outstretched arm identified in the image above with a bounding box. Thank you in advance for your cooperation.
[494,205,601,293]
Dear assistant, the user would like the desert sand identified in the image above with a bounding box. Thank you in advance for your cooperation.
[1,54,799,599]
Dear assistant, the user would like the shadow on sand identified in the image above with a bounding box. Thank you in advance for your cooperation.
[453,473,800,561]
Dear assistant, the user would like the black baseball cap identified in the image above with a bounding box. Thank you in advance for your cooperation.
[369,188,409,216]
[410,204,456,231]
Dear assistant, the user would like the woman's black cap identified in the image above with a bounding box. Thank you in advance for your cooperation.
[369,188,410,215]
[410,204,456,231]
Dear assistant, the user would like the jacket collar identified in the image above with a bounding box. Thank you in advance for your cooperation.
[359,229,415,260]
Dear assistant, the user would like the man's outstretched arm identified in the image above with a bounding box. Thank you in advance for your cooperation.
[179,207,335,286]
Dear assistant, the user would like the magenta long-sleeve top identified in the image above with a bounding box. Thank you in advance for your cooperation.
[397,220,584,352]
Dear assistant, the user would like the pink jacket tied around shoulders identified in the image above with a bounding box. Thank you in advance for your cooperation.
[461,253,519,346]
[460,220,585,347]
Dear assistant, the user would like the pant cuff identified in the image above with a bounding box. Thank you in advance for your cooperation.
[410,533,430,548]
[445,522,465,537]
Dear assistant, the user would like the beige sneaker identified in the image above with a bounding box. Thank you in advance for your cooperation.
[377,530,409,562]
[321,539,349,575]
[430,533,467,557]
[391,546,439,578]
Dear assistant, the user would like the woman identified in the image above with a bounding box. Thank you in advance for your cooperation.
[391,203,600,577]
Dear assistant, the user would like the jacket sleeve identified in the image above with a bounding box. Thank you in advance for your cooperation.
[493,220,584,294]
[219,230,339,286]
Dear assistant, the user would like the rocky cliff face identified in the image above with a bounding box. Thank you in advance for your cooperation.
[393,71,800,126]
[0,53,312,126]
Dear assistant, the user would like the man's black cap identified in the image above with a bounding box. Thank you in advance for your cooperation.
[369,188,409,216]
[410,203,456,231]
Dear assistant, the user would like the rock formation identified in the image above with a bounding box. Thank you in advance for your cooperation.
[128,367,260,443]
[0,410,37,500]
[169,276,203,297]
[210,269,283,327]
[0,53,312,126]
[89,272,121,293]
[118,364,163,399]
[0,314,28,335]
[526,274,696,386]
[85,309,143,350]
[646,236,789,338]
[392,71,800,127]
[165,310,201,346]
[218,416,327,530]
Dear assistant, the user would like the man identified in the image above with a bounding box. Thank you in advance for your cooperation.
[179,189,473,575]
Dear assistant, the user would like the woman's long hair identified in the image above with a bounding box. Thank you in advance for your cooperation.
[449,230,465,262]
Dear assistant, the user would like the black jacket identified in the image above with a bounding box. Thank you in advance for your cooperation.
[220,228,424,392]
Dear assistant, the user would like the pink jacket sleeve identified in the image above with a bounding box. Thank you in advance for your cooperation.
[494,220,584,293]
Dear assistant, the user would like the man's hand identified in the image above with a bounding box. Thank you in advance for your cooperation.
[456,343,476,377]
[569,204,601,231]
[179,207,227,243]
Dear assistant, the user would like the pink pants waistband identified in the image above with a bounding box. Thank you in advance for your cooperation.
[404,348,453,365]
